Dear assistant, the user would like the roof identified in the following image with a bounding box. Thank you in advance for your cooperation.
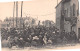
[1,22,8,24]
[55,0,63,8]
[55,0,71,8]
[0,20,2,22]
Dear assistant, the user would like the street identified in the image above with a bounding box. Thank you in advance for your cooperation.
[2,43,80,51]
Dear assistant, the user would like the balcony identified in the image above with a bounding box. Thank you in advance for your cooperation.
[62,0,71,3]
[65,17,77,26]
[65,17,71,21]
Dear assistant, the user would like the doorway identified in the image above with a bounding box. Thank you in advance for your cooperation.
[78,28,80,39]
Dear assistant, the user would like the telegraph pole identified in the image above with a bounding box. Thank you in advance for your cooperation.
[16,1,18,28]
[13,2,15,28]
[21,1,23,17]
[20,1,23,28]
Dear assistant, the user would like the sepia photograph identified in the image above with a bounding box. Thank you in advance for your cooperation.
[0,0,80,51]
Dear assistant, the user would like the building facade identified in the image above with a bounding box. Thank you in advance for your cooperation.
[56,0,79,38]
[0,20,2,29]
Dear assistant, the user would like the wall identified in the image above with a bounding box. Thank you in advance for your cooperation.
[56,3,62,31]
[63,1,71,32]
[56,0,79,38]
[70,0,79,38]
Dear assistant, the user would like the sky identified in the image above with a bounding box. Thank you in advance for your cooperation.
[0,0,79,22]
[0,0,62,22]
[79,0,80,15]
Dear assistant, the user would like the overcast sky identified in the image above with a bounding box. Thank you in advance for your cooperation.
[0,0,62,22]
[0,0,79,22]
[79,0,80,14]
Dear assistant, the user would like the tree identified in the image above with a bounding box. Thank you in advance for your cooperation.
[42,20,55,27]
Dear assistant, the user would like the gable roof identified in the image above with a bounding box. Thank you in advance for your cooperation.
[55,0,62,8]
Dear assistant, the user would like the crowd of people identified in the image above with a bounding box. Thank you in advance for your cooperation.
[1,25,78,48]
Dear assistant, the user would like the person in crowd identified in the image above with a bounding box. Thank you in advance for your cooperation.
[38,34,44,46]
[18,37,25,48]
[43,34,47,45]
[3,25,79,47]
[8,36,14,48]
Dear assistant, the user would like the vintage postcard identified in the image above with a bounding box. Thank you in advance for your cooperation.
[0,0,80,51]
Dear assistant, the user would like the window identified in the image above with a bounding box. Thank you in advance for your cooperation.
[70,6,72,17]
[73,4,76,16]
[64,10,66,16]
[67,8,68,17]
[77,9,79,16]
[64,8,68,17]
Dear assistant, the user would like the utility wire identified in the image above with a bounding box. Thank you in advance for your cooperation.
[23,12,54,17]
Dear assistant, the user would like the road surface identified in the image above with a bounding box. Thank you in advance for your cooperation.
[2,43,80,51]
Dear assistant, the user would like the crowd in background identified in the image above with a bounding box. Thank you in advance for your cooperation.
[1,25,77,48]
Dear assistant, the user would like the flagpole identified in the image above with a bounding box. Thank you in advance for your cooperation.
[13,2,15,28]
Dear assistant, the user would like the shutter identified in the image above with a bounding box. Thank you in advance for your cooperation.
[71,17,77,26]
[70,6,73,17]
[70,6,72,17]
